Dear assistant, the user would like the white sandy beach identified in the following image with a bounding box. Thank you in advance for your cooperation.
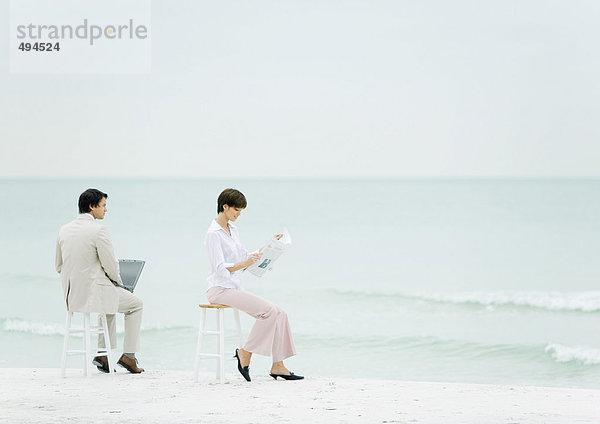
[1,368,599,424]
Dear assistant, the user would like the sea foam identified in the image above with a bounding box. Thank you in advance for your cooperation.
[545,343,600,365]
[332,289,600,313]
[413,291,600,313]
[0,318,191,336]
[1,318,65,336]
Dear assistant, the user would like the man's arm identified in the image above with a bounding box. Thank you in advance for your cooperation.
[96,226,123,286]
[55,237,63,273]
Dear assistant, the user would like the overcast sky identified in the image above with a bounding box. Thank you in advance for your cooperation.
[1,0,599,178]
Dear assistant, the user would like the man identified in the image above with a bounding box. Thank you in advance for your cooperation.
[55,188,144,373]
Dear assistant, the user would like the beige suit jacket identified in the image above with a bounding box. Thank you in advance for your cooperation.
[55,213,123,313]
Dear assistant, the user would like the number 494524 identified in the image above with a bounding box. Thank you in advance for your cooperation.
[18,42,60,52]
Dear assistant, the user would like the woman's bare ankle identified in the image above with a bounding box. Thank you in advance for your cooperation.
[238,349,252,367]
[270,361,289,375]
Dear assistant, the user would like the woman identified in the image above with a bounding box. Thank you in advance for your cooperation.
[204,188,303,382]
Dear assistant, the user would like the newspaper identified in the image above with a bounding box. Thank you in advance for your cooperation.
[246,229,291,277]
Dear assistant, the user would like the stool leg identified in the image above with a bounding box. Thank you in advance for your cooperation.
[100,314,115,375]
[217,309,225,384]
[233,308,244,349]
[193,308,207,383]
[83,313,93,377]
[60,312,72,378]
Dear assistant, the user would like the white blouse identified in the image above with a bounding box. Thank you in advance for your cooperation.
[204,219,249,291]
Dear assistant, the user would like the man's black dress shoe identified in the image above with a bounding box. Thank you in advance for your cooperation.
[270,372,304,380]
[92,356,112,373]
[234,348,251,382]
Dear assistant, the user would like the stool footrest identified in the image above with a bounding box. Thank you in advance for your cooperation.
[196,353,223,358]
[196,356,237,361]
[61,312,115,378]
[68,328,104,333]
[194,307,244,384]
[200,331,242,337]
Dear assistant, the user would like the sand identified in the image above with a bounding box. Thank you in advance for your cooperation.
[1,368,599,423]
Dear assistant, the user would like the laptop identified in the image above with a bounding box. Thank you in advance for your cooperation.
[118,259,145,293]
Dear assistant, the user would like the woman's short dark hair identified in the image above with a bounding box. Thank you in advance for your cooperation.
[78,188,108,214]
[217,188,247,213]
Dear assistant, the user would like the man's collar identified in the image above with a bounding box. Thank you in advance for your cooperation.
[78,213,95,221]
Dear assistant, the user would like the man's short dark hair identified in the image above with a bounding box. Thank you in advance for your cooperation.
[217,188,247,213]
[78,188,108,214]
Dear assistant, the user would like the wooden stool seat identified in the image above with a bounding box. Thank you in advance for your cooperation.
[199,303,231,309]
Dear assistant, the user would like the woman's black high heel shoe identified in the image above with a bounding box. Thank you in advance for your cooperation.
[234,348,251,382]
[270,372,304,380]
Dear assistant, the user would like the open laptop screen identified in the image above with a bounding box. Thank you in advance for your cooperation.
[119,259,145,293]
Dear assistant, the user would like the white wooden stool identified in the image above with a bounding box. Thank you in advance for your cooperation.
[60,311,115,377]
[193,304,243,384]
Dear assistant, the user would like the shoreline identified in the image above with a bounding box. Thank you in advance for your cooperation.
[2,368,600,423]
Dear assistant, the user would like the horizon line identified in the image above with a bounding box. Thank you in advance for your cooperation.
[1,176,600,182]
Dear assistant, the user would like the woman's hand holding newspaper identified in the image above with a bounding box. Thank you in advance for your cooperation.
[247,230,291,277]
[245,252,261,267]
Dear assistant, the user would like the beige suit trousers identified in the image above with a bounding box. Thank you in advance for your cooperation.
[207,286,296,362]
[98,287,143,353]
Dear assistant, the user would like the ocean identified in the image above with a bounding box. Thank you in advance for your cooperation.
[1,178,600,388]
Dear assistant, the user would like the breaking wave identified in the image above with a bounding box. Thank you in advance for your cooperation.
[331,289,600,313]
[545,343,600,365]
[0,317,192,337]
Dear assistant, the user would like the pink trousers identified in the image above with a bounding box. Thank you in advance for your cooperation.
[206,286,296,363]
